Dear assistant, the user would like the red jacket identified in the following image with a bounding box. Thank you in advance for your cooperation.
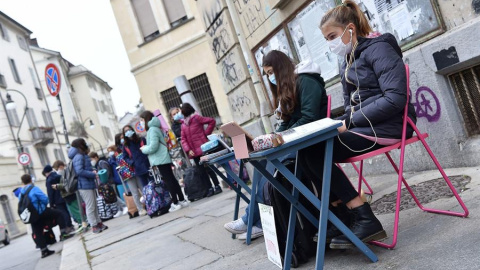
[181,114,216,158]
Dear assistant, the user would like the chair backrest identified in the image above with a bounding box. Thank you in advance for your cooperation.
[327,95,331,118]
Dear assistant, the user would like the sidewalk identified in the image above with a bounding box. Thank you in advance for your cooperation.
[60,166,480,270]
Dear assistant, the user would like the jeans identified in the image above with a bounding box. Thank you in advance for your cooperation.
[240,160,270,229]
[136,173,150,187]
[126,177,145,212]
[155,164,185,204]
[78,189,101,227]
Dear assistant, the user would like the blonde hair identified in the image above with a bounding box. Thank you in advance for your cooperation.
[320,0,372,38]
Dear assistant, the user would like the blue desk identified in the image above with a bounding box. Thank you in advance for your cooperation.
[247,122,378,269]
[205,152,263,242]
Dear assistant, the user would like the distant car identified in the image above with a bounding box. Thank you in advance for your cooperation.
[0,218,10,246]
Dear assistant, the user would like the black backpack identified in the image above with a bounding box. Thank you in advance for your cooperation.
[18,185,40,224]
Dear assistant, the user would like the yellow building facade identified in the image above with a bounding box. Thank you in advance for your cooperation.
[110,0,232,125]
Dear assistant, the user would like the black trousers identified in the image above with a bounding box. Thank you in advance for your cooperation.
[31,208,66,249]
[193,157,220,187]
[298,131,383,204]
[55,203,73,228]
[155,164,185,204]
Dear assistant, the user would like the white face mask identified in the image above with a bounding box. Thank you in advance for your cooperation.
[91,160,97,167]
[327,26,353,56]
[108,151,115,157]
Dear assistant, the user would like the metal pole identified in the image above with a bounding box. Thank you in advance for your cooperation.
[56,95,70,146]
[225,0,272,134]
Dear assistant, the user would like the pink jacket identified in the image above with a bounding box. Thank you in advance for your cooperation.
[181,114,216,158]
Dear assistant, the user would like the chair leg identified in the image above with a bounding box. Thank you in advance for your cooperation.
[351,162,374,195]
[370,145,469,249]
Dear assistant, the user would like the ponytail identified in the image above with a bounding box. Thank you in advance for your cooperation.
[320,0,372,37]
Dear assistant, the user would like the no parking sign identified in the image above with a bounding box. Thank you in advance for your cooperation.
[45,63,61,97]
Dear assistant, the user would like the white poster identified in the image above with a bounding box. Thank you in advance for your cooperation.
[298,4,339,81]
[388,3,414,40]
[259,203,282,269]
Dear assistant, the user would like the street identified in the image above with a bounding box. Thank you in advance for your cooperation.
[57,166,480,270]
[0,228,62,270]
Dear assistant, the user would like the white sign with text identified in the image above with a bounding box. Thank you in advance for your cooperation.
[258,203,282,269]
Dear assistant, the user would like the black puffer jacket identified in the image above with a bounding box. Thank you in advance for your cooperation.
[337,33,416,139]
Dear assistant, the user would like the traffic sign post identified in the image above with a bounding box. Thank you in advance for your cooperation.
[45,64,61,97]
[18,152,31,166]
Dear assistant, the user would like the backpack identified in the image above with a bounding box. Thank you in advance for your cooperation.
[163,129,178,150]
[98,183,117,204]
[64,160,79,193]
[18,185,40,224]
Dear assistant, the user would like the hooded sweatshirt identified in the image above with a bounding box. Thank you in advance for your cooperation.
[337,33,416,141]
[276,59,328,132]
[141,116,172,166]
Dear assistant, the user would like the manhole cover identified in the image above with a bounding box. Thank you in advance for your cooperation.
[371,175,471,215]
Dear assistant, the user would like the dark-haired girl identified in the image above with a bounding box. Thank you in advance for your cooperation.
[140,110,188,212]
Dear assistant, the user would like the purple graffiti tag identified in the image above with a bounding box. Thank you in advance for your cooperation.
[412,86,441,122]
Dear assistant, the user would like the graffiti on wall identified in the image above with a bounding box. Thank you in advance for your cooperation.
[234,0,269,35]
[217,47,247,93]
[207,11,235,61]
[197,0,224,29]
[228,82,259,124]
[412,86,441,122]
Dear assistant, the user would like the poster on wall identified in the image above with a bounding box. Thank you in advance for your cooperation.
[356,0,442,45]
[254,29,294,104]
[287,1,339,81]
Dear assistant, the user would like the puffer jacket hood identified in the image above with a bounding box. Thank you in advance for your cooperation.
[141,117,171,166]
[355,33,402,59]
[148,116,161,129]
[68,147,80,160]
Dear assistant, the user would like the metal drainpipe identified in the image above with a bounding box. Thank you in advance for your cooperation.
[225,0,272,134]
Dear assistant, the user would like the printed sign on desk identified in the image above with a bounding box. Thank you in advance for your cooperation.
[258,203,282,269]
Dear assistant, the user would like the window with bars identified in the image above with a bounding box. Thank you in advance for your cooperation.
[449,65,480,136]
[160,73,220,121]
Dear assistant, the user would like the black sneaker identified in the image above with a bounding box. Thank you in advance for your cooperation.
[41,248,55,258]
[99,223,109,231]
[92,225,102,234]
[205,188,214,197]
[214,185,223,195]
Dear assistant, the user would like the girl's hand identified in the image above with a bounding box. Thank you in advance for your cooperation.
[140,146,145,151]
[51,184,57,190]
[337,120,347,133]
[188,150,195,157]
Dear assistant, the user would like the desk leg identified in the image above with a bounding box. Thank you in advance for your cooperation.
[232,185,242,239]
[246,171,260,245]
[283,187,299,270]
[209,165,250,203]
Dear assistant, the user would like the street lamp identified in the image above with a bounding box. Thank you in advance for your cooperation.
[1,89,30,174]
[82,118,105,157]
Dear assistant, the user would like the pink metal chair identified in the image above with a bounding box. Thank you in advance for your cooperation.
[327,95,374,195]
[337,64,469,249]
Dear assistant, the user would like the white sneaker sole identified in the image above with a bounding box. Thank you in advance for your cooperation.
[223,224,247,234]
[237,231,264,240]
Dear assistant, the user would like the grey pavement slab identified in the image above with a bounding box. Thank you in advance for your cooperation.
[60,166,480,270]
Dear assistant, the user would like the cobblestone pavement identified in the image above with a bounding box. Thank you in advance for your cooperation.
[371,175,471,214]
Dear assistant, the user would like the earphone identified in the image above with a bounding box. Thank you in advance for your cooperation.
[337,31,379,153]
